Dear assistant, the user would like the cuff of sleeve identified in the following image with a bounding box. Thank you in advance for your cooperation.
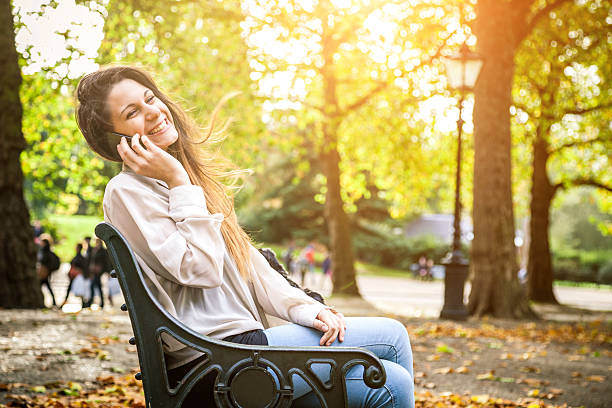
[169,185,210,219]
[293,302,327,328]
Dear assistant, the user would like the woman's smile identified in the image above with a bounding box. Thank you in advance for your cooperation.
[149,118,171,135]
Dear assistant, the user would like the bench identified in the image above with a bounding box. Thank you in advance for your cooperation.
[95,222,386,407]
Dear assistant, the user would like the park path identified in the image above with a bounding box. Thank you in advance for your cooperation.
[45,263,612,320]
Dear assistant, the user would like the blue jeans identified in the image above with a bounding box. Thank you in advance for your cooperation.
[265,317,414,408]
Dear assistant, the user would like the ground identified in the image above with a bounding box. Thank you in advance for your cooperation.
[0,307,610,408]
[0,271,610,407]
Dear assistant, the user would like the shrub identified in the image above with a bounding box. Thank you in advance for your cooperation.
[353,233,450,271]
[553,249,612,284]
[598,261,612,285]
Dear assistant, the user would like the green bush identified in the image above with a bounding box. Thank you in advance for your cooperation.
[553,249,612,284]
[353,233,450,271]
[598,261,612,285]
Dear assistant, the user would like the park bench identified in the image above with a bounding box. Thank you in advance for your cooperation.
[95,222,386,408]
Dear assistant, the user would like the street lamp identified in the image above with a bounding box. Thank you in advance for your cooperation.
[439,43,483,320]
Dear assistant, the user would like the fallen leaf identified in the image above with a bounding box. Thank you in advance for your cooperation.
[528,389,540,397]
[433,367,453,375]
[435,344,454,354]
[471,394,490,403]
[548,387,563,395]
[476,371,496,381]
[586,375,605,382]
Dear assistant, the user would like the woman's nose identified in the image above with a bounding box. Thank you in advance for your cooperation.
[144,103,161,119]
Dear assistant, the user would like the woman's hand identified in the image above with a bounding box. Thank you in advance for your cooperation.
[313,308,346,346]
[117,134,191,188]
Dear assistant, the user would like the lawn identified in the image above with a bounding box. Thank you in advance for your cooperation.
[47,214,102,261]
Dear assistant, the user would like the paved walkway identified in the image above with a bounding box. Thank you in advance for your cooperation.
[44,264,612,321]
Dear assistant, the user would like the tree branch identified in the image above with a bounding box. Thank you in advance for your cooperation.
[554,178,612,193]
[518,0,574,43]
[338,81,388,116]
[540,102,612,121]
[550,135,612,154]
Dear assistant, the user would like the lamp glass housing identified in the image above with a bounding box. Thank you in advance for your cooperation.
[442,46,483,90]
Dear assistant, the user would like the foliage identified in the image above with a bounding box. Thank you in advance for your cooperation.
[353,231,449,271]
[513,0,612,224]
[98,0,266,170]
[243,0,459,216]
[47,214,102,261]
[553,249,612,284]
[550,188,612,252]
[14,1,119,216]
[597,260,612,285]
[19,71,114,217]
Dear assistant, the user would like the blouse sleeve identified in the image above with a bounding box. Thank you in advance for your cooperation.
[248,246,327,327]
[104,177,226,288]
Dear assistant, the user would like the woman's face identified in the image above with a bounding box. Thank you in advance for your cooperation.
[106,78,179,150]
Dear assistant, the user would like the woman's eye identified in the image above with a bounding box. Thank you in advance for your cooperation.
[127,110,137,119]
[146,95,155,103]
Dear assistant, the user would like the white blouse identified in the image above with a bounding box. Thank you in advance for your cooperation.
[103,168,326,368]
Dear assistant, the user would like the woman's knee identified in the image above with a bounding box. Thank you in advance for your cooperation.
[346,360,414,408]
[381,360,414,408]
[372,317,413,372]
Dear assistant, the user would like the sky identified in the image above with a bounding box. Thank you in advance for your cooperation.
[14,0,104,78]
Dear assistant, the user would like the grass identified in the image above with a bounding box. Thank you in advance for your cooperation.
[553,280,612,290]
[355,261,414,278]
[47,214,102,261]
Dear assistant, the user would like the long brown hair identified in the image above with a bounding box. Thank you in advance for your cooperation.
[75,66,253,279]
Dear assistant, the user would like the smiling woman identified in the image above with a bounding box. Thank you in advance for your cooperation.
[75,65,415,408]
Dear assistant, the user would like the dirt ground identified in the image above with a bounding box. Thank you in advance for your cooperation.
[0,307,610,407]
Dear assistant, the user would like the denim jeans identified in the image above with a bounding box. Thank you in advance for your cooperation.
[265,317,414,408]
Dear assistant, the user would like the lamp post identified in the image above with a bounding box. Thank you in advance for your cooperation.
[439,43,483,320]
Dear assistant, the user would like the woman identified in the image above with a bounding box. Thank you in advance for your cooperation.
[75,66,414,407]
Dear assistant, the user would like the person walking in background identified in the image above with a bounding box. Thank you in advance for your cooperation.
[37,235,61,308]
[61,242,87,308]
[86,238,111,308]
[282,240,295,276]
[32,220,44,246]
[416,256,427,280]
[322,253,332,293]
[83,236,93,269]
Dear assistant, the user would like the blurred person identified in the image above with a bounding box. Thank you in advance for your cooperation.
[37,235,60,308]
[61,242,87,307]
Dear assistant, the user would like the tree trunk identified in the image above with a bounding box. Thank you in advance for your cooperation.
[321,29,360,296]
[527,137,558,303]
[323,145,360,296]
[469,0,531,318]
[0,1,45,308]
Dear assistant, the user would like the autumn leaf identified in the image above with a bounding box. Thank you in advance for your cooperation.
[435,344,454,354]
[528,389,540,397]
[476,371,497,381]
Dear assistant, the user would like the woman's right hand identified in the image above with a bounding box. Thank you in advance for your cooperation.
[117,134,191,188]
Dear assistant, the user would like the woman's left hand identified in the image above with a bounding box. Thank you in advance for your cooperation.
[313,308,346,346]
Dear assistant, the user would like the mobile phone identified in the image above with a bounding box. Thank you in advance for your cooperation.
[110,131,132,142]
